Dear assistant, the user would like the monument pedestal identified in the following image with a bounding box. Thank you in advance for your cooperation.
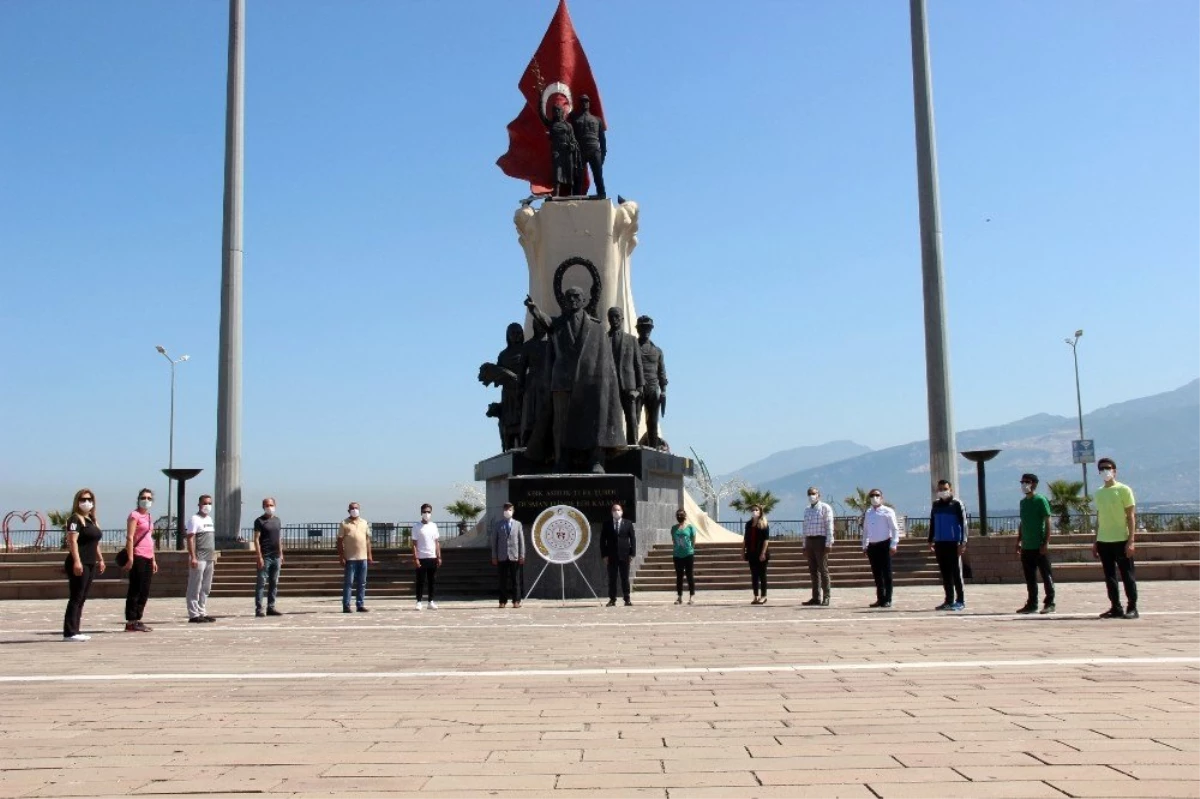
[474,449,693,599]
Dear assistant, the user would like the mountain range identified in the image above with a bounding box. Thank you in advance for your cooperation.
[714,379,1200,520]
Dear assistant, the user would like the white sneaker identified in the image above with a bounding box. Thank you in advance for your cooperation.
[415,601,424,611]
[429,601,439,610]
[64,634,90,642]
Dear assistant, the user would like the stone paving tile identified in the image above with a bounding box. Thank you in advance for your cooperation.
[1045,780,1200,798]
[866,781,1068,798]
[668,788,874,799]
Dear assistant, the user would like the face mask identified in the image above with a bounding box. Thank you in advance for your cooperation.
[80,501,94,513]
[870,497,883,507]
[808,495,819,505]
[502,510,513,520]
[265,506,276,516]
[1100,469,1115,482]
[201,504,213,515]
[613,510,622,519]
[138,499,152,510]
[1020,484,1032,495]
[751,510,761,518]
[349,509,360,518]
[937,490,951,500]
[676,516,685,523]
[421,512,431,522]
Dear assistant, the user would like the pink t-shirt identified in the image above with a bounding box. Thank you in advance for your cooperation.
[127,510,155,559]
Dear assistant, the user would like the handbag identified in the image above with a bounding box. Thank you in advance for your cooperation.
[114,549,130,568]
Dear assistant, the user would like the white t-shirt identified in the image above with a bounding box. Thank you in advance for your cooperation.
[414,522,440,559]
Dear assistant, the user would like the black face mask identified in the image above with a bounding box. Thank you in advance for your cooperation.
[676,517,686,523]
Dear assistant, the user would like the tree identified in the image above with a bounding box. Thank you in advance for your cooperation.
[1047,479,1089,531]
[729,486,780,516]
[684,448,748,522]
[445,483,486,533]
[843,487,873,513]
[46,510,71,528]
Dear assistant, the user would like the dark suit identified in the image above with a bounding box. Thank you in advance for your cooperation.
[608,330,644,445]
[600,516,636,602]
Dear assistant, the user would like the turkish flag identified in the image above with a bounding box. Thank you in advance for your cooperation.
[496,0,606,194]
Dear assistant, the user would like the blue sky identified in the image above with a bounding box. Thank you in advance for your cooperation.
[1,1,1196,527]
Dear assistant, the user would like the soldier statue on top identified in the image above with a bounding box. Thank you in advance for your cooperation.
[571,94,606,198]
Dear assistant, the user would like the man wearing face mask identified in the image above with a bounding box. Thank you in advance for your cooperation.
[1093,457,1138,619]
[185,495,217,624]
[600,502,636,606]
[253,497,284,618]
[927,480,967,611]
[338,502,373,613]
[413,503,443,610]
[860,490,899,608]
[1016,474,1055,614]
[802,487,834,607]
[488,502,525,608]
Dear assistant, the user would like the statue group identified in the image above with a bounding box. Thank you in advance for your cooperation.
[541,95,606,199]
[479,282,667,474]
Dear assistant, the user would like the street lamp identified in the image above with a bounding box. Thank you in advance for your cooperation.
[1064,330,1090,514]
[156,345,189,547]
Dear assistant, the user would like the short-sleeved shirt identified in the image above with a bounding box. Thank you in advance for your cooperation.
[671,524,696,558]
[1095,481,1136,543]
[186,513,216,560]
[414,522,440,559]
[339,518,370,561]
[128,510,155,559]
[1019,494,1053,549]
[67,515,103,565]
[254,514,282,557]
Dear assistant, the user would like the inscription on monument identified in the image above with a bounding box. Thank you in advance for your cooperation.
[510,475,636,522]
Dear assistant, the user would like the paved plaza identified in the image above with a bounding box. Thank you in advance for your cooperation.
[0,582,1197,799]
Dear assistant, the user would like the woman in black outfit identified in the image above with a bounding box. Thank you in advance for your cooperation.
[743,504,771,604]
[63,488,105,642]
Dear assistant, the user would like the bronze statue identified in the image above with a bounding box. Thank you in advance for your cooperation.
[606,307,643,445]
[570,95,606,199]
[540,104,578,197]
[478,323,526,451]
[636,315,668,451]
[524,288,624,473]
[519,315,553,456]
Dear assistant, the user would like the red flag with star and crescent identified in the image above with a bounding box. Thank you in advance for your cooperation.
[496,0,606,194]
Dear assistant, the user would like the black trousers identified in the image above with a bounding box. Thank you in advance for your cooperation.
[1097,540,1137,609]
[607,556,631,601]
[934,542,964,604]
[866,541,893,603]
[1020,548,1055,605]
[497,560,524,604]
[673,555,695,596]
[63,562,97,637]
[125,555,153,622]
[747,557,768,597]
[574,148,605,197]
[415,558,439,602]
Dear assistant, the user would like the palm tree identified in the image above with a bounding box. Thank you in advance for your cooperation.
[1047,479,1089,531]
[729,487,780,516]
[843,487,873,513]
[444,499,485,534]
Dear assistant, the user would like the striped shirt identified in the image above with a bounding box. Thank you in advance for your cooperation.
[802,501,834,546]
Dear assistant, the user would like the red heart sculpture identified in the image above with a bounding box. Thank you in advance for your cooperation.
[2,510,47,552]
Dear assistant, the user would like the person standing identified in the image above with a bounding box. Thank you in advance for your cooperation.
[185,495,217,624]
[337,502,372,613]
[122,488,158,632]
[63,488,105,641]
[1016,473,1055,614]
[413,504,442,610]
[861,490,899,608]
[488,502,525,609]
[927,480,968,611]
[1093,457,1139,619]
[671,508,697,605]
[801,487,834,606]
[253,497,284,617]
[743,504,770,605]
[600,502,636,606]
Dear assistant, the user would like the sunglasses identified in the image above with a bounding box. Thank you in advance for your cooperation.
[80,496,94,502]
[869,494,882,499]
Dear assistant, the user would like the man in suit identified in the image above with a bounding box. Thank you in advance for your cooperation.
[600,502,636,606]
[607,307,644,445]
[488,502,525,608]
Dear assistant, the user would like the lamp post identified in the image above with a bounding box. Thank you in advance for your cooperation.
[1065,330,1089,506]
[961,449,1001,536]
[156,345,189,548]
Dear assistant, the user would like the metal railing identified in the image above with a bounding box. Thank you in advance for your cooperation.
[719,513,1200,540]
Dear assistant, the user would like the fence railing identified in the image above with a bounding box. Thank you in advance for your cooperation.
[718,512,1200,539]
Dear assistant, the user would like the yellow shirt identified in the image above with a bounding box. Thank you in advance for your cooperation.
[1095,482,1135,543]
[338,518,370,560]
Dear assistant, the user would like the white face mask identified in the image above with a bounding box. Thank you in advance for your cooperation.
[349,508,360,518]
[79,501,94,513]
[138,498,152,510]
[264,506,275,516]
[502,510,513,520]
[870,496,883,507]
[201,504,213,515]
[808,495,819,505]
[751,510,761,518]
[613,510,622,519]
[1020,483,1033,495]
[1100,469,1115,482]
[421,512,432,522]
[937,490,951,500]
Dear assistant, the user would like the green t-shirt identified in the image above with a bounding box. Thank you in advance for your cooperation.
[1018,494,1052,549]
[671,524,696,558]
[1095,481,1136,542]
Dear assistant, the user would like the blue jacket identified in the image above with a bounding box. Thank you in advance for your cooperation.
[929,498,968,544]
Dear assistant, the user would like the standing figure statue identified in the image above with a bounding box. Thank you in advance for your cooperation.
[540,104,578,198]
[519,315,553,456]
[571,95,606,199]
[636,315,668,450]
[524,289,624,473]
[606,307,643,445]
[478,323,526,451]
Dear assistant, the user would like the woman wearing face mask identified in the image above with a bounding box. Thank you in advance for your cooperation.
[122,488,158,632]
[861,489,899,608]
[743,504,770,604]
[63,488,105,641]
[671,508,697,605]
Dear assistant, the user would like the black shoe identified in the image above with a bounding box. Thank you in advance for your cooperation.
[356,606,369,613]
[266,608,283,617]
[343,606,352,614]
[802,598,821,606]
[606,600,616,607]
[821,596,830,607]
[1099,607,1126,619]
[881,601,892,608]
[255,610,266,618]
[624,599,633,606]
[869,600,882,608]
[201,616,216,623]
[1016,604,1037,615]
[674,596,682,605]
[1041,603,1056,614]
[935,602,951,611]
[1125,606,1139,619]
[188,617,204,624]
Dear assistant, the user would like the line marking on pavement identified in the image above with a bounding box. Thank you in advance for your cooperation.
[0,656,1196,684]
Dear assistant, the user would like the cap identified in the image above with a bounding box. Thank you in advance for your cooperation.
[636,315,654,327]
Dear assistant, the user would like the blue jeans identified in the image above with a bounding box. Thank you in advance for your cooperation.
[343,559,368,609]
[255,555,281,611]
